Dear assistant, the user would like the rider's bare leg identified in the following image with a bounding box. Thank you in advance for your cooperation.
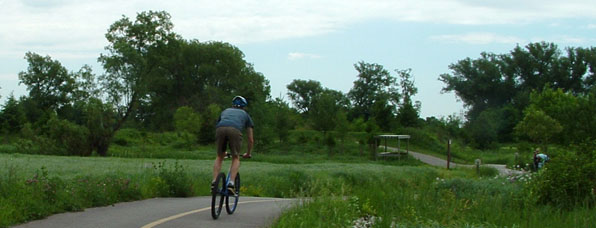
[229,155,240,182]
[212,153,226,182]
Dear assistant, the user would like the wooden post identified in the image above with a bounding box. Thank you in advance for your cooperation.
[447,139,451,170]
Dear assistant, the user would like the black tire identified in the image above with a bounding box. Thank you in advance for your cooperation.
[225,172,240,214]
[211,172,226,219]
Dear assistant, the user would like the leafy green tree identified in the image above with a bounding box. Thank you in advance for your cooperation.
[287,79,323,114]
[467,109,501,149]
[198,104,221,144]
[348,61,399,121]
[45,114,91,156]
[370,97,395,131]
[396,68,420,127]
[334,110,350,153]
[440,42,596,143]
[99,10,178,133]
[310,91,339,135]
[174,106,201,149]
[524,86,595,145]
[0,94,27,134]
[84,98,116,156]
[137,39,270,130]
[514,107,563,152]
[18,52,76,111]
[271,97,294,144]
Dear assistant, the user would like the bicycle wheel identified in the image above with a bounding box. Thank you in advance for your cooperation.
[225,172,240,214]
[211,172,226,219]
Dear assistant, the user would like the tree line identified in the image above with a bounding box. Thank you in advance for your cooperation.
[1,10,595,156]
[0,11,421,156]
[440,42,596,149]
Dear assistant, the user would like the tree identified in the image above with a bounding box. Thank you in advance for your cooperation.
[271,97,294,144]
[287,79,323,114]
[135,39,270,131]
[84,98,116,156]
[0,94,26,134]
[440,42,596,143]
[515,107,563,152]
[348,61,399,122]
[310,91,339,134]
[467,109,502,149]
[334,110,350,153]
[396,68,420,127]
[174,106,201,149]
[18,52,77,111]
[198,104,221,144]
[98,10,178,136]
[97,11,178,154]
[524,86,595,145]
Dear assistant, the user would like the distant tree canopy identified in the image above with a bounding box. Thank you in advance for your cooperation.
[3,9,595,156]
[440,42,596,147]
[0,10,271,155]
[348,61,400,122]
[286,79,324,114]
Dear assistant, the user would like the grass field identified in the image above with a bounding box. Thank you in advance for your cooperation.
[1,152,595,228]
[1,128,594,227]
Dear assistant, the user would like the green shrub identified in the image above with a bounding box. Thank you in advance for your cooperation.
[152,161,193,197]
[528,150,596,209]
[46,117,91,156]
[113,137,128,146]
[477,166,499,178]
[435,178,518,200]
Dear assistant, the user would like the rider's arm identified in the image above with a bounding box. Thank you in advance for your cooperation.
[246,127,254,156]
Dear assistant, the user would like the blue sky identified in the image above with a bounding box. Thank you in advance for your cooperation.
[1,0,595,118]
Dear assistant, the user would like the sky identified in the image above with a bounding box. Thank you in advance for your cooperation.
[1,0,595,118]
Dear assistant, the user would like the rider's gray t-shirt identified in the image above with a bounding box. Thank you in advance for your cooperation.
[215,108,254,132]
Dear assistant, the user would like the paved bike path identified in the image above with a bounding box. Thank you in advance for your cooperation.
[385,147,523,176]
[13,197,295,228]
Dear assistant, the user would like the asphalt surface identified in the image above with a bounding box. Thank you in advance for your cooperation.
[385,147,524,176]
[13,197,296,228]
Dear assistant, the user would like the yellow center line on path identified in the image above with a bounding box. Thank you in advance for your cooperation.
[141,199,293,228]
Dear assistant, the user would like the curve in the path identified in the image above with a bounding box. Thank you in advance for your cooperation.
[386,147,523,176]
[13,197,296,228]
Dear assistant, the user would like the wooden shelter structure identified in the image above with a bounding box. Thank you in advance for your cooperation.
[374,134,411,157]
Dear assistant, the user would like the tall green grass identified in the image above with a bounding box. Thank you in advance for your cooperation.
[272,170,596,228]
[2,150,594,228]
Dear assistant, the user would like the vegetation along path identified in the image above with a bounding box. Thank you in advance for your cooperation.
[13,197,295,228]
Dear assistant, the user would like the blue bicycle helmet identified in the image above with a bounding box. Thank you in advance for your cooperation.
[232,96,247,108]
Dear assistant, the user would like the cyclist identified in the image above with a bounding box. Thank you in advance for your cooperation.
[211,96,254,195]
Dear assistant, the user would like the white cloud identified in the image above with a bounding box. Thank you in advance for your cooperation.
[431,33,524,45]
[530,35,590,45]
[0,0,595,61]
[586,24,596,29]
[288,52,321,60]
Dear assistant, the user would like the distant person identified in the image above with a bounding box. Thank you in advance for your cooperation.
[211,96,254,195]
[533,149,540,171]
[536,151,549,170]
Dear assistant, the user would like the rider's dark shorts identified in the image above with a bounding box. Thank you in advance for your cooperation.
[215,127,243,156]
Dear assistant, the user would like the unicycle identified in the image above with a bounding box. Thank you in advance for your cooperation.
[225,172,240,214]
[211,171,240,219]
[211,172,226,219]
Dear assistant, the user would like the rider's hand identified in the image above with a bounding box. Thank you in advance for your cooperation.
[242,153,252,159]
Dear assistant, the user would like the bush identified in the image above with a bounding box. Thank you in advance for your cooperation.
[151,161,193,197]
[528,149,596,209]
[46,116,91,156]
[477,166,499,178]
